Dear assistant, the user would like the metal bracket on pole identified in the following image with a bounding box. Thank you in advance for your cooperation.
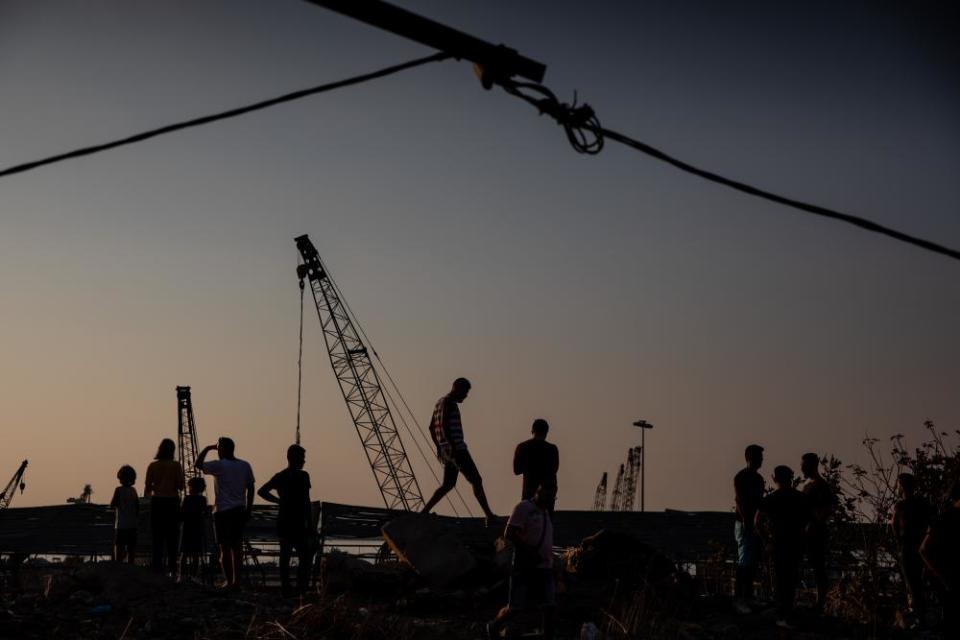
[302,0,547,85]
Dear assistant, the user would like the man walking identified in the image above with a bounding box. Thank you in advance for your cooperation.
[800,452,834,611]
[421,377,498,523]
[733,444,764,613]
[513,419,559,514]
[196,437,255,589]
[258,444,314,596]
[486,483,557,640]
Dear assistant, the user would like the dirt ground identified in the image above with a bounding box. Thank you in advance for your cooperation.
[0,548,950,639]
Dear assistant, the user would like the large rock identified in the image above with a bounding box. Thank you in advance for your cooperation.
[382,514,476,587]
[563,529,677,588]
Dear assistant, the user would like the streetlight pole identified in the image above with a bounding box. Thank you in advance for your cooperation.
[632,420,653,512]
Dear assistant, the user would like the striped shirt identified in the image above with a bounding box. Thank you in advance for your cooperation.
[431,394,466,455]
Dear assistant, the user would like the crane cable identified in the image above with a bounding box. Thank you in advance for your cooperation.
[319,257,475,517]
[297,255,472,517]
[296,275,305,446]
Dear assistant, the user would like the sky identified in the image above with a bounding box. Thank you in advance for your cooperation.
[1,0,958,514]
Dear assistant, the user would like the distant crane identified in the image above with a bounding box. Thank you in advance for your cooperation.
[609,464,626,512]
[295,234,424,511]
[67,484,93,504]
[177,386,200,485]
[621,446,642,512]
[592,471,608,511]
[0,460,28,510]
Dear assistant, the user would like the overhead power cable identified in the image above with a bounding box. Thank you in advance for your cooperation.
[1,42,954,263]
[0,52,451,180]
[500,80,960,263]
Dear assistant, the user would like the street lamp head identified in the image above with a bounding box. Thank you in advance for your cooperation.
[632,420,653,429]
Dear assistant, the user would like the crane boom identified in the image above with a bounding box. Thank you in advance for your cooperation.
[610,464,625,511]
[622,446,642,512]
[295,234,424,511]
[177,386,201,486]
[0,460,27,510]
[592,471,608,511]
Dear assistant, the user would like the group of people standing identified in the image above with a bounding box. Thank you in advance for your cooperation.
[109,437,314,596]
[733,443,960,632]
[733,445,833,628]
[109,439,209,578]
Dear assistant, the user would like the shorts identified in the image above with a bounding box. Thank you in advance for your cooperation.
[115,528,138,547]
[214,507,247,546]
[508,568,555,610]
[442,449,483,487]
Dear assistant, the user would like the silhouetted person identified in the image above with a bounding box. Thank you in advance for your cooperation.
[920,481,960,634]
[144,438,184,575]
[800,452,834,611]
[421,378,498,524]
[758,465,812,630]
[891,472,933,621]
[110,465,139,565]
[258,444,313,597]
[486,483,557,640]
[513,418,559,513]
[196,437,255,589]
[179,476,209,583]
[733,443,764,613]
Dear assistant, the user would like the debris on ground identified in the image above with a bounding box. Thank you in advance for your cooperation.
[382,513,477,587]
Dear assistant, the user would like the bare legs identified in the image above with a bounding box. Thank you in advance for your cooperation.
[422,479,497,523]
[218,542,242,587]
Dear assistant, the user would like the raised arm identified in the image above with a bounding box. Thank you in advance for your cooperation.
[195,444,217,472]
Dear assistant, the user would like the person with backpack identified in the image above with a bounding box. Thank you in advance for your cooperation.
[486,482,557,640]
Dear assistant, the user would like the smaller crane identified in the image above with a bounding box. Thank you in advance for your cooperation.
[592,471,608,511]
[0,460,28,510]
[621,446,643,512]
[609,464,626,512]
[67,484,93,504]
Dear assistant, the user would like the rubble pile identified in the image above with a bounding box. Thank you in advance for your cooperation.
[1,562,277,640]
[0,532,942,639]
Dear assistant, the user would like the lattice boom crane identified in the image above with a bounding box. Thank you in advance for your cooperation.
[592,471,608,511]
[621,446,642,512]
[0,460,27,510]
[177,386,201,485]
[609,464,625,512]
[295,234,424,511]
